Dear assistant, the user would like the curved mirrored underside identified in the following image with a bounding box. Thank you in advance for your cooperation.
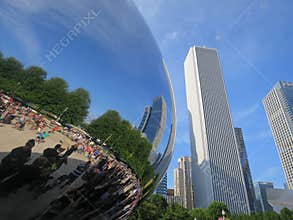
[0,0,175,219]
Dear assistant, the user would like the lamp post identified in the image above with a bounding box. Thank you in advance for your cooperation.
[56,107,68,122]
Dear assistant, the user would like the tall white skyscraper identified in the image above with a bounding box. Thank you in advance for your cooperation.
[174,157,194,209]
[184,46,250,214]
[263,81,293,190]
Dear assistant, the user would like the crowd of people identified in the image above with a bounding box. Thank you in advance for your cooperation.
[0,92,142,220]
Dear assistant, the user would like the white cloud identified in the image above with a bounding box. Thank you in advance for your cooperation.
[165,31,179,40]
[233,103,260,123]
[0,3,42,64]
[175,131,190,145]
[256,166,282,182]
[246,129,272,142]
[133,0,165,19]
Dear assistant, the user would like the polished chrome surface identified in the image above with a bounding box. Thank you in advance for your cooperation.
[0,0,175,219]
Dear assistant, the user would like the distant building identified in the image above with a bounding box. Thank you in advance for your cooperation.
[184,46,250,214]
[263,81,293,190]
[234,128,256,212]
[266,188,293,213]
[155,173,167,198]
[138,106,151,132]
[138,96,168,196]
[254,182,274,212]
[138,96,167,164]
[174,157,194,209]
[167,189,174,204]
[174,167,184,206]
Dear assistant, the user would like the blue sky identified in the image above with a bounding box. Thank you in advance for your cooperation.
[0,0,174,171]
[134,0,293,189]
[0,0,292,190]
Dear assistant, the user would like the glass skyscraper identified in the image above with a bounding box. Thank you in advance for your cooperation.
[138,96,167,164]
[263,81,293,190]
[234,128,256,212]
[154,173,167,198]
[254,182,274,212]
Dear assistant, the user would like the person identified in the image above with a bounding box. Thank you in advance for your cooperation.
[0,139,35,181]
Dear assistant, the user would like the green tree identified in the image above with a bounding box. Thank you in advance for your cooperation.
[207,201,230,220]
[189,208,208,220]
[62,88,91,125]
[263,211,280,220]
[280,208,292,220]
[86,110,153,184]
[130,195,168,220]
[162,203,192,220]
[37,77,69,115]
[0,51,91,125]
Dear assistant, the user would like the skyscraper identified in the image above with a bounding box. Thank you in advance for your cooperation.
[167,189,175,204]
[184,46,250,214]
[138,96,167,164]
[174,167,184,207]
[174,157,194,209]
[234,128,256,212]
[254,182,274,212]
[154,173,167,198]
[263,81,293,190]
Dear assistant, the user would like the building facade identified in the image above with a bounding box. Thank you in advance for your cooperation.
[167,189,174,204]
[174,167,184,206]
[138,96,167,164]
[155,173,167,198]
[174,157,194,209]
[254,182,274,212]
[234,128,256,212]
[263,81,293,190]
[184,46,250,214]
[266,188,293,213]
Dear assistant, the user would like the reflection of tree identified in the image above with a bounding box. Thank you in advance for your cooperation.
[0,51,154,186]
[86,110,154,185]
[0,51,90,125]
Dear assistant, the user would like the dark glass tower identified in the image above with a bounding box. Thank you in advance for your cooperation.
[138,96,167,163]
[254,182,274,212]
[155,173,167,198]
[234,128,256,212]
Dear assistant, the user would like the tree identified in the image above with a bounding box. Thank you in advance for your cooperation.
[189,208,208,220]
[130,195,168,220]
[86,110,153,184]
[263,211,280,220]
[162,203,192,220]
[62,88,91,125]
[207,201,230,220]
[0,51,91,125]
[280,208,292,220]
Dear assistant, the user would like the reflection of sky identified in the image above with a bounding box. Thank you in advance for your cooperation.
[0,1,173,167]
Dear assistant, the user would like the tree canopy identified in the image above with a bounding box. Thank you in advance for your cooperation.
[86,110,154,185]
[0,51,154,183]
[130,196,293,220]
[0,53,90,125]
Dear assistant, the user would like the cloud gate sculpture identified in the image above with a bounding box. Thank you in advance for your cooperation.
[0,1,175,219]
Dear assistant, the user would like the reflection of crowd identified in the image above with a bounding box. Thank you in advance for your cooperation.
[0,92,142,220]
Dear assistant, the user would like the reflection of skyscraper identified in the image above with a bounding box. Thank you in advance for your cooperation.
[138,106,151,132]
[184,46,250,214]
[234,128,256,212]
[263,81,293,190]
[138,96,167,162]
[174,157,194,209]
[154,173,167,198]
[254,182,274,212]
